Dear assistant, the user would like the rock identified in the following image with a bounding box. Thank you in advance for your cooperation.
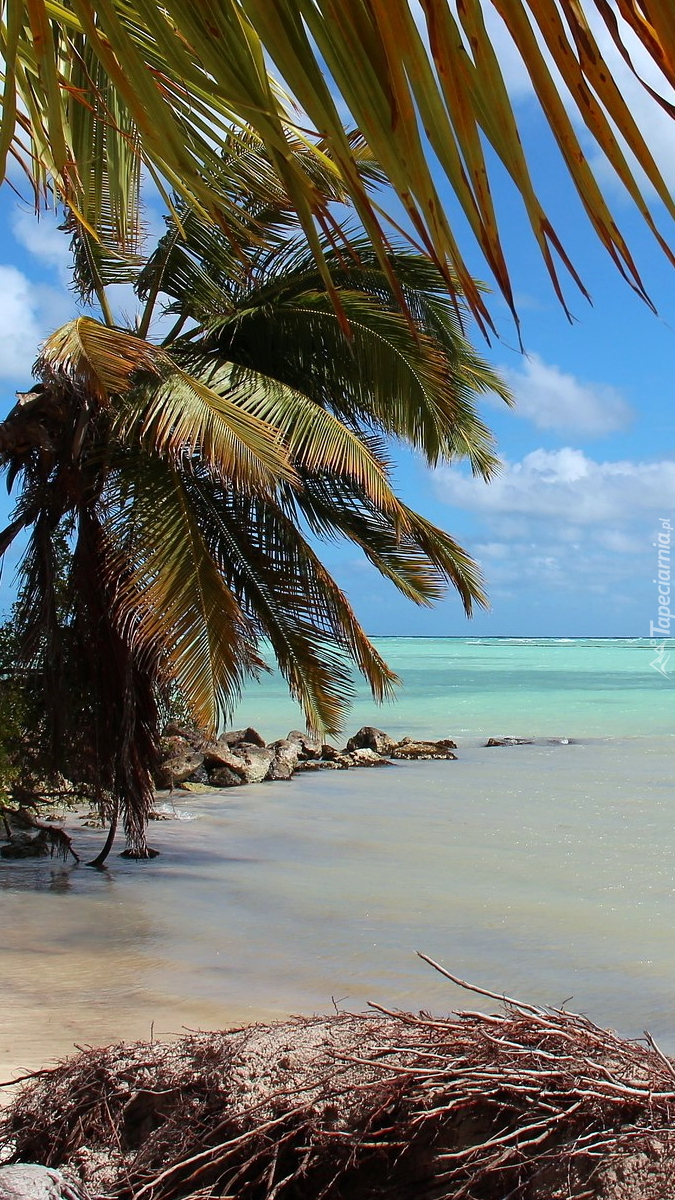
[202,743,248,774]
[390,738,457,760]
[345,726,396,755]
[485,737,533,747]
[1,832,51,858]
[294,759,341,772]
[181,765,209,785]
[266,757,294,781]
[321,744,342,761]
[0,1165,87,1200]
[347,748,391,767]
[287,730,324,760]
[159,735,192,760]
[161,722,204,747]
[227,744,275,784]
[220,727,266,749]
[209,766,245,788]
[155,750,205,789]
[266,739,300,781]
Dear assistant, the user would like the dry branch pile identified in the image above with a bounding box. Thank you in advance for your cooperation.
[3,967,675,1200]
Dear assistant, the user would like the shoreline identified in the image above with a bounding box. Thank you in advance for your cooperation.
[4,735,675,1110]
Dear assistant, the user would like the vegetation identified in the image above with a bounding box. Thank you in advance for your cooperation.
[3,3,675,334]
[0,137,510,862]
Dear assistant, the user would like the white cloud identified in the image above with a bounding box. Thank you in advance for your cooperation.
[0,264,78,385]
[0,265,46,380]
[500,353,633,436]
[434,447,675,598]
[434,448,675,524]
[12,209,71,283]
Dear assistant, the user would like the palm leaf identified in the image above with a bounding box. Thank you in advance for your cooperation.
[70,505,161,853]
[6,1,675,322]
[35,317,160,403]
[63,34,144,303]
[174,229,509,475]
[105,452,265,736]
[179,470,399,734]
[187,361,412,517]
[119,363,297,492]
[292,472,488,615]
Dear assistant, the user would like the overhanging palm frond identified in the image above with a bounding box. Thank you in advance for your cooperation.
[63,34,144,305]
[7,2,675,326]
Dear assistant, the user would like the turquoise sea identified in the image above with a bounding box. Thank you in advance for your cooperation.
[2,637,675,1083]
[230,636,675,742]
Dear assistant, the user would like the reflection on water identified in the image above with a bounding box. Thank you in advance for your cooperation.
[0,867,74,893]
[3,735,675,1084]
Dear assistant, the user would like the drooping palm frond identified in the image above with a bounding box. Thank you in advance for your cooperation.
[119,364,297,493]
[7,1,675,327]
[175,468,399,735]
[105,452,267,737]
[213,290,503,476]
[183,362,415,519]
[36,318,297,492]
[288,472,488,615]
[62,34,144,306]
[69,505,163,855]
[35,317,160,404]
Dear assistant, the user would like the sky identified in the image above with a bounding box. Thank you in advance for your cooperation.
[2,15,675,639]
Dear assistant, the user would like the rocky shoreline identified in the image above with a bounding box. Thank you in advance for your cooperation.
[156,723,460,791]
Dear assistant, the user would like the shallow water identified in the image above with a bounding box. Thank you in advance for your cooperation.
[3,722,675,1083]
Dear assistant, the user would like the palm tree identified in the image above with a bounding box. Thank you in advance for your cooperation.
[0,145,510,863]
[2,2,675,331]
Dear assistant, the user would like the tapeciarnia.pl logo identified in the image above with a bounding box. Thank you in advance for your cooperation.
[649,517,672,677]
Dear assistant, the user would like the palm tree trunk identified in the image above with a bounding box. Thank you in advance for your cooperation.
[88,800,118,868]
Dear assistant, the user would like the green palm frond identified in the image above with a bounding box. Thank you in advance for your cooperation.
[149,203,509,473]
[185,361,411,518]
[63,35,144,303]
[292,473,488,615]
[180,470,399,734]
[218,291,502,474]
[168,229,509,475]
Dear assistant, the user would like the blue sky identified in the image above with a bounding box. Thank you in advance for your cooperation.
[1,20,675,638]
